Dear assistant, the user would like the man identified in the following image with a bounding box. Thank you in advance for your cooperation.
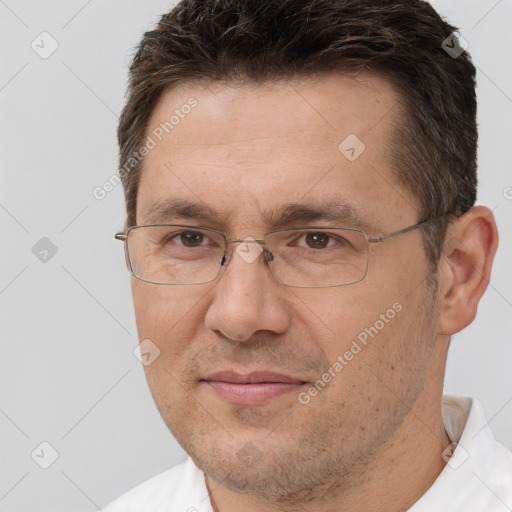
[105,0,512,510]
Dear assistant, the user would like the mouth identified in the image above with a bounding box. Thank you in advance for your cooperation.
[201,370,308,405]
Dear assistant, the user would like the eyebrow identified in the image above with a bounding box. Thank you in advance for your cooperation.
[142,199,231,226]
[263,202,376,231]
[141,198,379,232]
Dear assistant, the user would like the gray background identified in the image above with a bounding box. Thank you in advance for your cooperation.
[1,1,511,510]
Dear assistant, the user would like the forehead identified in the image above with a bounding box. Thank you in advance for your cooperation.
[137,72,417,229]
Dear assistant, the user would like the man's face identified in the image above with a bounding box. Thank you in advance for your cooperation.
[132,73,440,496]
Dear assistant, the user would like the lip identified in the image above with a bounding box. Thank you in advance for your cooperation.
[202,371,307,405]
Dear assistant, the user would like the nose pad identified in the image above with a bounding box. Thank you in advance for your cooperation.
[219,245,273,268]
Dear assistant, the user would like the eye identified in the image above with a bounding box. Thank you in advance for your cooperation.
[298,232,336,249]
[170,231,209,247]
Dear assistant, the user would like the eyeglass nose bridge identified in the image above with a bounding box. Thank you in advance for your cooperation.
[220,238,275,267]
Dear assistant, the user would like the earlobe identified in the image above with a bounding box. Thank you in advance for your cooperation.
[437,206,499,336]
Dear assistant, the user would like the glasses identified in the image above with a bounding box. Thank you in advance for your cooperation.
[115,217,442,288]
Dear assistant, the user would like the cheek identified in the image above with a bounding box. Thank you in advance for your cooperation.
[132,283,208,408]
[131,280,212,356]
[293,281,398,354]
[298,265,427,381]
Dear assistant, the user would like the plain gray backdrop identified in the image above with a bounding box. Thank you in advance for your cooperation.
[1,1,511,511]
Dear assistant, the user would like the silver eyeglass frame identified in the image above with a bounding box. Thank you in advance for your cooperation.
[114,216,445,287]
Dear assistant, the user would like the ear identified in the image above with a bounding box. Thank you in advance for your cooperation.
[437,206,498,336]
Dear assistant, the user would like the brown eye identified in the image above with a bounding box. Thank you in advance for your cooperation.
[175,232,206,247]
[304,232,331,249]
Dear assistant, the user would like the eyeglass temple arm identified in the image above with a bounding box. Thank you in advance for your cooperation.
[115,233,127,241]
[367,216,444,244]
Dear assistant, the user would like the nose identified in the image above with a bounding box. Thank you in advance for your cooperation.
[204,241,290,342]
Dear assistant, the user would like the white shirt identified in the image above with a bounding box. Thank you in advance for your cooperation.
[103,396,512,511]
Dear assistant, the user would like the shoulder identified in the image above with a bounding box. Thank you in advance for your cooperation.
[102,457,209,512]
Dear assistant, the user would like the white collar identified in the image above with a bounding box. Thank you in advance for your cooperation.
[410,395,512,511]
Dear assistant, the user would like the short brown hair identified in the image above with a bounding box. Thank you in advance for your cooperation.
[118,0,477,266]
